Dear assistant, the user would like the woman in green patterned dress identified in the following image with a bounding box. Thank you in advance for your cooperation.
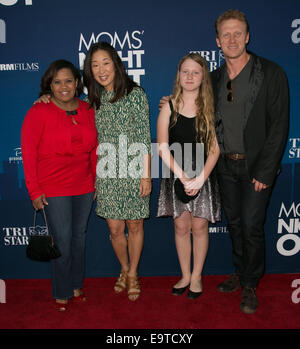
[83,42,152,301]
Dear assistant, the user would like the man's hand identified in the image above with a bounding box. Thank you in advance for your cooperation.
[252,178,269,192]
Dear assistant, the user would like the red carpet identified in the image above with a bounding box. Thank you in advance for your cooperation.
[0,274,299,329]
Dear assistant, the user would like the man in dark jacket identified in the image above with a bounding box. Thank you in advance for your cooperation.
[212,9,289,314]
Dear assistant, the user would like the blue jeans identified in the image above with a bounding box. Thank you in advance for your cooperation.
[44,192,94,300]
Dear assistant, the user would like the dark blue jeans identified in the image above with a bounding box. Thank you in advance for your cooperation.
[217,156,272,288]
[44,192,94,300]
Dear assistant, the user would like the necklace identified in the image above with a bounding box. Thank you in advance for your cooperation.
[66,110,78,125]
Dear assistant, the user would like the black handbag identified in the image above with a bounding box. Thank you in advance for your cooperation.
[26,208,61,262]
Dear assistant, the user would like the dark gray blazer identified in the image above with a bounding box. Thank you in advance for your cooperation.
[211,52,289,185]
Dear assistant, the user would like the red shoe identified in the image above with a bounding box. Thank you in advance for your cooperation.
[54,300,68,312]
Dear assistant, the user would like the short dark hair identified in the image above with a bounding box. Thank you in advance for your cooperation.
[40,59,83,97]
[83,41,138,110]
[215,9,249,38]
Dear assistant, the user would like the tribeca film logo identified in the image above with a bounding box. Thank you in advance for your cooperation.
[288,138,300,158]
[190,50,225,71]
[78,30,145,85]
[0,279,5,304]
[277,202,300,256]
[291,19,300,44]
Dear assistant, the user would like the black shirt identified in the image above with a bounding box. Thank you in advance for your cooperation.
[219,55,253,154]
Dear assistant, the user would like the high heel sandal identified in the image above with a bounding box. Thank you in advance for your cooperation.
[126,274,141,301]
[73,290,87,302]
[114,270,128,294]
[54,300,68,312]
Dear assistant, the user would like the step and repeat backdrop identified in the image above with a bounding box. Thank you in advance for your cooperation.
[0,0,300,279]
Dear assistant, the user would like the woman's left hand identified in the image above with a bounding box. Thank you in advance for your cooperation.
[139,178,152,197]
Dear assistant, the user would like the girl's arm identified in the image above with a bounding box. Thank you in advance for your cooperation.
[157,102,190,184]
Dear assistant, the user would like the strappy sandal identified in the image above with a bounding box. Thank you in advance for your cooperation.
[54,300,68,312]
[73,290,87,302]
[126,274,141,301]
[114,270,128,294]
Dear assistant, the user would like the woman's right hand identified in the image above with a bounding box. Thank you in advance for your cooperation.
[33,94,51,104]
[32,194,48,211]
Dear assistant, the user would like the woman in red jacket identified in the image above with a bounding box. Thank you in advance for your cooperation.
[21,60,97,311]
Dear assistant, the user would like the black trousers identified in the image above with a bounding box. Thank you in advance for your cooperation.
[217,156,272,288]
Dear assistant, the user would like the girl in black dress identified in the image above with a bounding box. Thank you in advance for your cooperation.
[157,53,221,298]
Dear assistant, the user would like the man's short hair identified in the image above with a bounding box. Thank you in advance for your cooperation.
[215,9,249,38]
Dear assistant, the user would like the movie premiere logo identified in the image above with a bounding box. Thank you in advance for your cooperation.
[3,227,29,246]
[0,279,5,303]
[288,138,300,159]
[0,18,39,70]
[291,279,300,304]
[189,50,225,71]
[2,223,47,246]
[78,30,145,84]
[0,1,33,43]
[0,19,5,43]
[277,202,300,256]
[9,147,22,164]
[0,1,37,72]
[209,226,228,234]
[0,0,32,5]
[0,62,39,71]
[291,19,300,44]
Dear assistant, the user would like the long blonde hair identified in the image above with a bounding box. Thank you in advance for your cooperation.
[170,53,215,154]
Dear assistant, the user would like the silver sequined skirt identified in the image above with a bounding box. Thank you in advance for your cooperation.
[157,171,221,222]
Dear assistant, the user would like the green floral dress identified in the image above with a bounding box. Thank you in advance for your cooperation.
[94,87,151,220]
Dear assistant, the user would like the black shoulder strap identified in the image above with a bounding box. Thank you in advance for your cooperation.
[168,99,174,112]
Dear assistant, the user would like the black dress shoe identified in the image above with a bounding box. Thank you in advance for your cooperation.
[187,289,202,299]
[172,284,189,296]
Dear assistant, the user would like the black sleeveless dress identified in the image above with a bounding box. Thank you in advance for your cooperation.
[157,102,221,222]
